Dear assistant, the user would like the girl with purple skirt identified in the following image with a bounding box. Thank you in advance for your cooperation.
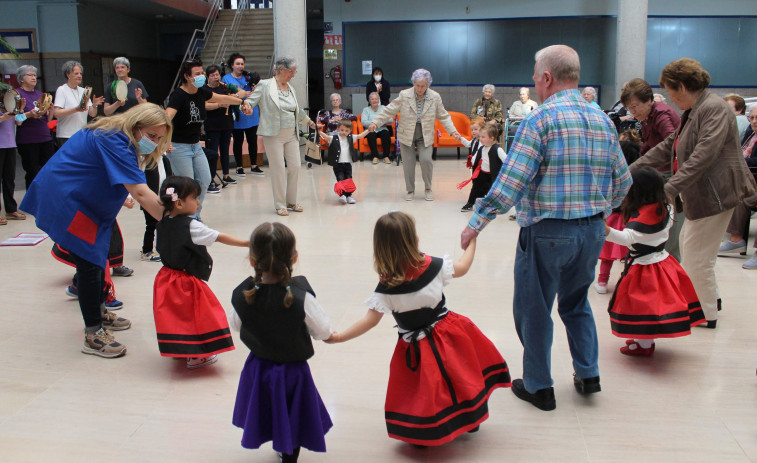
[231,222,334,462]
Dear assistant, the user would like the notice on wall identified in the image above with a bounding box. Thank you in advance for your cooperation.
[324,34,343,50]
[324,49,338,60]
[362,60,373,75]
[324,22,333,34]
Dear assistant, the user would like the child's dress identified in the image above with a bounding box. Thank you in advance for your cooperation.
[231,276,333,455]
[606,204,706,338]
[599,210,627,262]
[367,255,511,446]
[153,215,235,357]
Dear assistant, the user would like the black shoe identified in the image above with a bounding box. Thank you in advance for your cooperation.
[111,265,134,277]
[235,167,246,177]
[207,183,220,194]
[699,319,717,329]
[461,203,473,212]
[250,166,264,176]
[717,298,722,311]
[573,373,601,395]
[467,425,480,433]
[223,176,237,184]
[511,379,556,411]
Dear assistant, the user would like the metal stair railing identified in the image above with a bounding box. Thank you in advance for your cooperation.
[212,0,251,68]
[169,0,223,92]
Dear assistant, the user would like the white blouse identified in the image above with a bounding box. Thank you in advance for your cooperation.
[605,207,674,266]
[230,292,333,341]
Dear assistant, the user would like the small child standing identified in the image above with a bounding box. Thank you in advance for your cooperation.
[458,123,506,212]
[605,166,705,356]
[319,119,368,204]
[594,140,640,293]
[152,176,249,369]
[231,222,334,463]
[327,211,511,446]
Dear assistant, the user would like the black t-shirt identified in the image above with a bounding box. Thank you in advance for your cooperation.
[104,78,149,114]
[203,84,234,132]
[167,86,213,144]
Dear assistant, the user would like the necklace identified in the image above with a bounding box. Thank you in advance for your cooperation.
[68,85,81,103]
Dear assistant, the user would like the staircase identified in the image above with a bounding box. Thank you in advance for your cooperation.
[200,8,275,77]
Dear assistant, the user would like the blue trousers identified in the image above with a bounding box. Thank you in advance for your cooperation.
[166,142,211,214]
[513,214,605,393]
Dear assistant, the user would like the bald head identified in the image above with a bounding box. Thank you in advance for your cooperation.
[534,45,581,83]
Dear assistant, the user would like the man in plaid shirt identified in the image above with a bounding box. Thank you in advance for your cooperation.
[461,45,631,411]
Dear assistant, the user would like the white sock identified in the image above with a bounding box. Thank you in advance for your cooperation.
[633,339,655,349]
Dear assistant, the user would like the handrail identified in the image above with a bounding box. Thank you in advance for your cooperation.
[169,0,223,93]
[213,0,250,69]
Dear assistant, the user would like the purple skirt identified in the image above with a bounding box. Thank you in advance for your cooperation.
[233,353,332,454]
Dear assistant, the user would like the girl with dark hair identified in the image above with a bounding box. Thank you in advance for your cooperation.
[231,222,334,463]
[152,176,249,369]
[604,166,706,356]
[327,211,511,447]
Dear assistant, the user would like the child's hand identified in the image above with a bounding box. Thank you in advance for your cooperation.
[324,332,341,344]
[123,197,135,209]
[604,223,610,235]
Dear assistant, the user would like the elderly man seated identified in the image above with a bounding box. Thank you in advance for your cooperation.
[718,105,757,268]
[582,87,600,108]
[508,87,538,118]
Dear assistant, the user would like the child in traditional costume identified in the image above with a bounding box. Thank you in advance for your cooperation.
[605,166,705,356]
[231,222,334,463]
[328,211,511,446]
[318,119,368,204]
[458,122,506,212]
[152,176,248,369]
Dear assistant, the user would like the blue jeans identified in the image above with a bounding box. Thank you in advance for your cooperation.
[166,142,211,213]
[513,214,605,393]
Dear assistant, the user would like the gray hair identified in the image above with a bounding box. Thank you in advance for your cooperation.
[482,84,495,93]
[519,87,530,94]
[582,86,597,97]
[62,60,83,79]
[273,56,297,74]
[534,45,580,82]
[16,65,38,81]
[368,92,380,100]
[329,93,342,101]
[113,57,130,69]
[653,93,665,103]
[411,68,433,85]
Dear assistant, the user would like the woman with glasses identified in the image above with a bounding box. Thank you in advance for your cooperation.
[14,65,55,190]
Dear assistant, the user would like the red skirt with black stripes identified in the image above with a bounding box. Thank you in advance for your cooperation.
[153,267,234,357]
[384,311,510,446]
[609,256,705,339]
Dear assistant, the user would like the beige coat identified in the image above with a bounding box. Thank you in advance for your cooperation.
[633,89,756,220]
[245,78,312,137]
[371,88,457,148]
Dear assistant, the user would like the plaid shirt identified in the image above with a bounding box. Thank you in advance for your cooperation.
[469,89,632,231]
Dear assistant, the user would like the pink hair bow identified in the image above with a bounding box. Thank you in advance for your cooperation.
[165,187,178,202]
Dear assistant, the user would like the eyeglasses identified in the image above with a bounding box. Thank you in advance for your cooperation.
[749,116,757,121]
[25,73,37,78]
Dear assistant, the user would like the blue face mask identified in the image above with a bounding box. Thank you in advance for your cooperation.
[15,113,27,123]
[192,75,206,88]
[137,129,158,155]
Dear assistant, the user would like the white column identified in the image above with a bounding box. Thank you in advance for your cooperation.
[615,0,648,98]
[273,0,309,110]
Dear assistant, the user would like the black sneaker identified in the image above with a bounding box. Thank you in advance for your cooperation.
[461,203,473,212]
[235,167,246,177]
[207,183,220,194]
[223,176,237,184]
[250,166,264,176]
[512,379,556,411]
[111,265,134,277]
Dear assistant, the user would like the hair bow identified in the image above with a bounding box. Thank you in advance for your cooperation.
[165,187,178,202]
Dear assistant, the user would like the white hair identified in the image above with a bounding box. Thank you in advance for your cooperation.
[411,68,433,85]
[368,92,379,100]
[534,45,580,82]
[482,84,495,93]
[113,57,130,69]
[273,56,297,74]
[582,86,597,97]
[329,93,342,101]
[519,87,530,95]
[653,93,666,103]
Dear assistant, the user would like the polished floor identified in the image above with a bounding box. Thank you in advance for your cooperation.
[1,154,756,463]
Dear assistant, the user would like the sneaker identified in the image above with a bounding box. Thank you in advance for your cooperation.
[207,184,221,194]
[250,166,264,176]
[65,285,78,298]
[222,176,237,184]
[372,157,379,165]
[140,251,161,262]
[461,203,473,212]
[101,310,131,331]
[347,196,356,204]
[82,328,127,358]
[405,192,414,201]
[718,239,746,255]
[187,355,218,370]
[340,196,348,204]
[235,167,246,177]
[384,157,392,165]
[104,299,124,310]
[424,189,434,201]
[111,265,134,277]
[593,282,607,294]
[743,253,757,269]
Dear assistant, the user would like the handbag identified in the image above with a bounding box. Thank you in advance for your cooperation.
[305,130,323,165]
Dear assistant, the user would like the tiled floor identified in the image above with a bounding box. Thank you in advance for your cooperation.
[1,155,756,462]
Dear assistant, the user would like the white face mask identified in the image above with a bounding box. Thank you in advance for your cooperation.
[374,75,381,82]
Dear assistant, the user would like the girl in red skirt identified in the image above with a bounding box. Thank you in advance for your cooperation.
[327,211,511,446]
[605,166,705,356]
[153,176,249,369]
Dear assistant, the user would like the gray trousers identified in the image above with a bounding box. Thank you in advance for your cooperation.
[399,123,434,193]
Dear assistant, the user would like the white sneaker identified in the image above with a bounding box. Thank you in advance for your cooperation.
[405,192,414,201]
[347,196,356,204]
[340,196,348,204]
[424,189,434,201]
[187,355,218,370]
[593,282,608,294]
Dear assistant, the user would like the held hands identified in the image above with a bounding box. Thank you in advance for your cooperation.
[123,197,135,209]
[460,227,479,250]
[452,132,461,141]
[324,332,341,344]
[241,103,253,116]
[368,122,377,132]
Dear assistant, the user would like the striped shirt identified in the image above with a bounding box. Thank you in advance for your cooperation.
[415,93,427,123]
[468,89,632,231]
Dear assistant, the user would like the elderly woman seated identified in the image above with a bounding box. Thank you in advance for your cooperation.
[317,93,356,135]
[508,87,538,119]
[653,93,666,103]
[719,105,757,269]
[470,84,503,124]
[582,87,601,108]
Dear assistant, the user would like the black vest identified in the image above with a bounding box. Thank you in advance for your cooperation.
[156,215,214,281]
[327,134,358,166]
[472,142,503,177]
[231,275,316,363]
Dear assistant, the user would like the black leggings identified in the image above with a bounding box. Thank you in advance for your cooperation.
[17,141,55,189]
[467,171,493,205]
[232,126,259,168]
[205,129,232,175]
[366,130,392,159]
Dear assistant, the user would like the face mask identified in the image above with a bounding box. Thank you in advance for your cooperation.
[192,75,206,88]
[137,129,158,155]
[15,113,27,123]
[374,75,381,82]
